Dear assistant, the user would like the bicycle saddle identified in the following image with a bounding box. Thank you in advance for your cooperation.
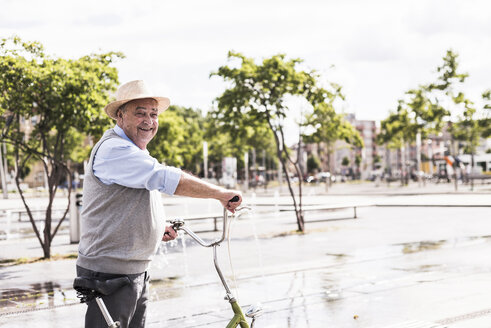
[73,276,131,296]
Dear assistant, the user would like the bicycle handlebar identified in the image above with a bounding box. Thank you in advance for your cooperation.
[170,208,229,247]
[169,205,249,248]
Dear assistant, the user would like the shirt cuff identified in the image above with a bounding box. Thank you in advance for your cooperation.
[161,166,182,195]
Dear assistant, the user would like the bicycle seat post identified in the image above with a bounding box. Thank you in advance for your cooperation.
[73,276,130,328]
[95,297,120,328]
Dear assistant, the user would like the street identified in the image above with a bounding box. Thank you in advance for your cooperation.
[0,187,490,327]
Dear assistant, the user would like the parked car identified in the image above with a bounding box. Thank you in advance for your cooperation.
[315,172,337,183]
[305,175,316,183]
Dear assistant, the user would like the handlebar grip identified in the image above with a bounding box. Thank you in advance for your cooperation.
[229,196,240,203]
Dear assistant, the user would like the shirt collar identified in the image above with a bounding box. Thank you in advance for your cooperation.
[113,125,150,154]
[113,125,133,144]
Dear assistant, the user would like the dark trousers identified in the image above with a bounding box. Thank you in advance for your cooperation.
[76,265,149,328]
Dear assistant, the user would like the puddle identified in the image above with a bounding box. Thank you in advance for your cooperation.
[392,264,443,273]
[0,281,77,314]
[398,240,447,254]
[0,276,187,315]
[149,277,185,301]
[397,235,491,255]
[326,252,348,258]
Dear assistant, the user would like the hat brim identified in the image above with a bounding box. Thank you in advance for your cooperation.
[104,96,170,120]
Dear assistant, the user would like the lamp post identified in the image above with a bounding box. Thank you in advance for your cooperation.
[0,143,7,199]
[203,141,208,179]
[244,151,249,191]
[416,132,422,186]
[427,139,433,177]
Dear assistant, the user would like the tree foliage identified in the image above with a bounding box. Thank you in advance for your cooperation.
[479,89,491,138]
[212,51,335,231]
[148,105,205,173]
[377,100,412,149]
[0,36,122,258]
[377,49,490,190]
[306,154,321,174]
[205,110,277,175]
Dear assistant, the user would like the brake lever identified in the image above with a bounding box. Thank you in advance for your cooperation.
[164,219,185,236]
[232,206,252,218]
[235,206,252,212]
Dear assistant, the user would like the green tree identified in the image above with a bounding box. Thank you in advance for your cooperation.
[148,105,205,173]
[373,154,381,166]
[450,93,489,190]
[303,99,363,181]
[402,86,449,184]
[427,49,470,190]
[205,110,277,180]
[341,156,350,166]
[378,50,470,187]
[0,36,121,258]
[211,52,331,231]
[405,86,449,137]
[306,154,321,174]
[377,101,413,185]
[479,90,491,138]
[355,154,362,167]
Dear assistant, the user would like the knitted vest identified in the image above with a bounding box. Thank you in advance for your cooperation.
[76,129,165,274]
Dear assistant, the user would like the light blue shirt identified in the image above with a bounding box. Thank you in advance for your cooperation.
[93,125,182,195]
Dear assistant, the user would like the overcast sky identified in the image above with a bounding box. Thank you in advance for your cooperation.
[1,0,490,141]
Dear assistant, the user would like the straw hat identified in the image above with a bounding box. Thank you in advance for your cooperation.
[104,80,170,120]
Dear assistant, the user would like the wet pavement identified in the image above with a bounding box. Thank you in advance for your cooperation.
[0,185,491,327]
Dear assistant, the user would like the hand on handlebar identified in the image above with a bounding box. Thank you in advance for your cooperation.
[222,191,242,213]
[162,225,177,242]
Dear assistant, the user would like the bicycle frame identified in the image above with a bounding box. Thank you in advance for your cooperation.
[170,208,260,328]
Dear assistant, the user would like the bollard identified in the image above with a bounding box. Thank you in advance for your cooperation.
[69,193,82,244]
[5,210,11,240]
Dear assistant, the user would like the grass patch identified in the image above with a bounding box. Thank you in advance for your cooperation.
[0,253,78,267]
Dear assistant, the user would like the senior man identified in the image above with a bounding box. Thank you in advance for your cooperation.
[76,80,242,328]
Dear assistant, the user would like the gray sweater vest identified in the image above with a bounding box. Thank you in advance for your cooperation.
[76,129,165,274]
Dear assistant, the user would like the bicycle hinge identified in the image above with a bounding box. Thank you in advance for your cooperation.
[224,293,236,302]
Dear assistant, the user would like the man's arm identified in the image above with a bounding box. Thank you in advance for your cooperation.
[174,172,242,212]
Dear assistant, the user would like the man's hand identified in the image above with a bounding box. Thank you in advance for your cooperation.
[162,225,177,242]
[219,190,243,213]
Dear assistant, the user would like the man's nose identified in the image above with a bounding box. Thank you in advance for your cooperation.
[142,114,152,124]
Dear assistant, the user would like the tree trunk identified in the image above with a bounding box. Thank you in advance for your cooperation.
[325,151,330,192]
[266,118,304,232]
[386,144,391,187]
[470,152,475,191]
[400,145,405,186]
[452,140,458,191]
[277,149,304,231]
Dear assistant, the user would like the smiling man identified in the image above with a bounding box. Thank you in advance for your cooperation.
[76,80,242,328]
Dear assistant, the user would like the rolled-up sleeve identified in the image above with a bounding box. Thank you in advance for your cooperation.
[93,138,182,195]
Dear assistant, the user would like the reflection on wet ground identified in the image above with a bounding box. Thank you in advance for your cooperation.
[0,276,189,316]
[147,268,338,328]
[3,233,491,317]
[396,234,491,255]
[399,240,447,254]
[3,223,491,327]
[0,281,78,315]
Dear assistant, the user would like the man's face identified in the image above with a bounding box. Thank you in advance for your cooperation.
[116,98,159,150]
